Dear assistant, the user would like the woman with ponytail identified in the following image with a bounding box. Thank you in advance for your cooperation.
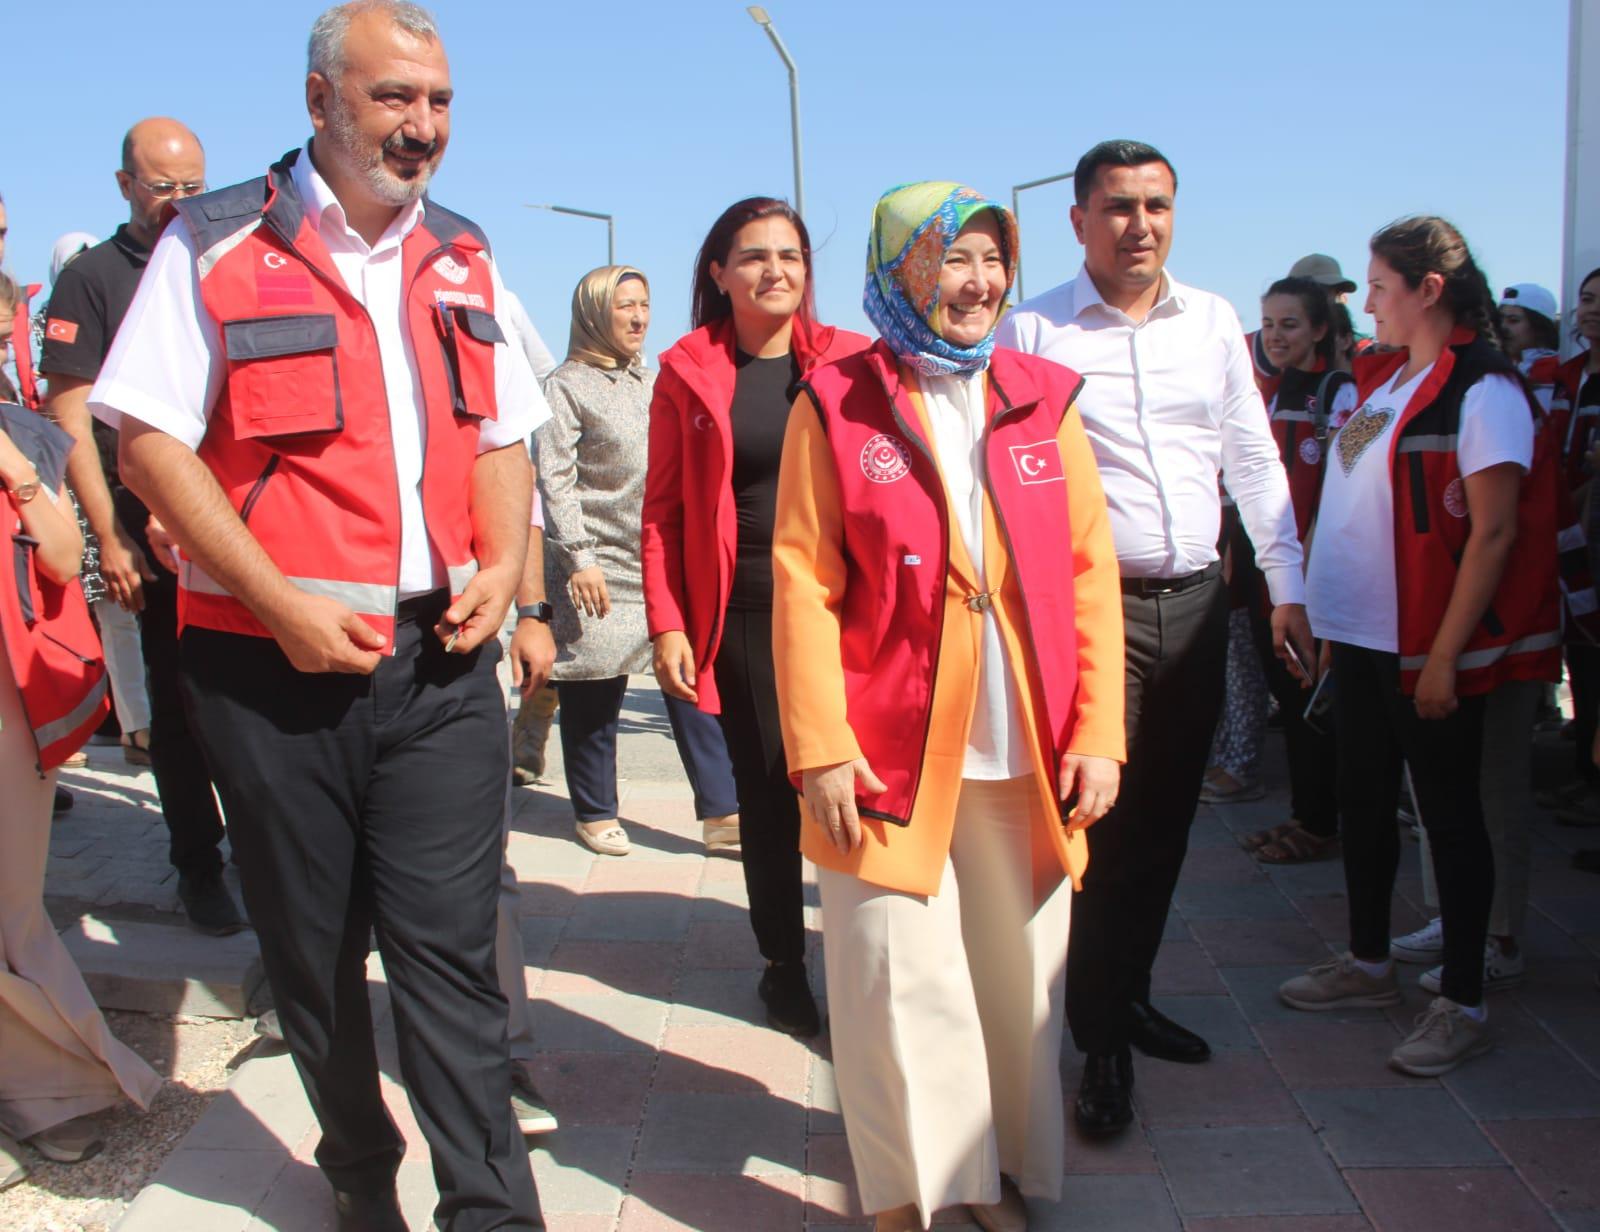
[1279,217,1559,1076]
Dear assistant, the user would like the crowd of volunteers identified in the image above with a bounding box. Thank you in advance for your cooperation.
[2,2,1595,1229]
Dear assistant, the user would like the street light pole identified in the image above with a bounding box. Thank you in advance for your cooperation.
[1010,170,1075,301]
[747,6,804,219]
[524,203,615,266]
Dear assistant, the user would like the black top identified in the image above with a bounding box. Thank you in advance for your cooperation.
[1581,371,1600,412]
[38,224,152,489]
[727,349,800,611]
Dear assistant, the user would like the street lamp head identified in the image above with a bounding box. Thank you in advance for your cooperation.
[747,6,771,25]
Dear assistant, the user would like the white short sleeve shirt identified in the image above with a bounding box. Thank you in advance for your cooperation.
[89,144,551,598]
[1306,369,1533,652]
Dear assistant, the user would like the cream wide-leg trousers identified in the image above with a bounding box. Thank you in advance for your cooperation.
[817,776,1070,1224]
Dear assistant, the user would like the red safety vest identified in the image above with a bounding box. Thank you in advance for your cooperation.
[796,341,1084,826]
[1271,366,1353,540]
[0,403,108,772]
[1354,330,1560,695]
[172,149,501,652]
[8,283,42,409]
[1543,352,1600,641]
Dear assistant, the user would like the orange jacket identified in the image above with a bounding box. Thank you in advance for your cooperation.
[772,359,1124,896]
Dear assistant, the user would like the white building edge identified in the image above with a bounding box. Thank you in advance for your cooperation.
[1564,0,1599,355]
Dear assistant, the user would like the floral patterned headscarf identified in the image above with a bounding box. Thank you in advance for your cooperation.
[863,181,1018,377]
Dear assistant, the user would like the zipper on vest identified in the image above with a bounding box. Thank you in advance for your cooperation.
[239,455,282,524]
[872,365,949,827]
[985,370,1082,803]
[265,219,405,640]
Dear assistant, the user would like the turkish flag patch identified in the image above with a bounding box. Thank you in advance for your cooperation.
[1008,439,1064,485]
[45,318,79,344]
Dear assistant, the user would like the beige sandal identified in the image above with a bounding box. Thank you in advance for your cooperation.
[27,1116,103,1164]
[575,821,630,857]
[702,814,741,852]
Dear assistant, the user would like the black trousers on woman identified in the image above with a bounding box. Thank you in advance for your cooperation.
[1250,612,1338,838]
[1332,642,1492,1006]
[714,607,806,965]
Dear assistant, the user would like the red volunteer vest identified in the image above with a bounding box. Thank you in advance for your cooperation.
[0,403,108,772]
[797,341,1084,826]
[1271,366,1353,540]
[1353,330,1560,694]
[1542,352,1600,641]
[172,149,501,651]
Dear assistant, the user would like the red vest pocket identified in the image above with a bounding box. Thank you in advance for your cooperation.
[433,304,502,421]
[222,314,343,440]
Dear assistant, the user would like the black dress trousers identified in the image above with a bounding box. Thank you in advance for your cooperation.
[180,593,541,1231]
[1066,566,1230,1056]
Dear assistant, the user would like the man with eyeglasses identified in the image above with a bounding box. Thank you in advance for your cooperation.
[39,117,246,937]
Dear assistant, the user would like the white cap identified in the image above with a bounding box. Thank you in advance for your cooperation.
[49,232,97,287]
[1499,283,1557,321]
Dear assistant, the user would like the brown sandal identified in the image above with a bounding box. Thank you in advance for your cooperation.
[1240,821,1299,853]
[1256,823,1340,865]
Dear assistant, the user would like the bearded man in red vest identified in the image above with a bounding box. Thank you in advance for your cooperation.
[87,3,544,1228]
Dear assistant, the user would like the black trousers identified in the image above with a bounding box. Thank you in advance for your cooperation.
[1567,642,1600,786]
[180,595,541,1231]
[1067,566,1229,1055]
[1332,642,1492,1006]
[556,677,739,822]
[1250,610,1337,837]
[116,487,226,880]
[715,607,806,965]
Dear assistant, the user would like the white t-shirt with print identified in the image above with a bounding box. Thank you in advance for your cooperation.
[1306,366,1533,653]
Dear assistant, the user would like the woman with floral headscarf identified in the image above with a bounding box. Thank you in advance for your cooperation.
[771,183,1126,1231]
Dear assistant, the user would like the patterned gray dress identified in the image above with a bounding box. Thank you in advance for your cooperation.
[535,360,655,680]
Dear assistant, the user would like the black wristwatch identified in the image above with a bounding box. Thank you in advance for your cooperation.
[516,601,554,623]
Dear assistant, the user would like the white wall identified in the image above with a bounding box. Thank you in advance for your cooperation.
[1564,0,1600,354]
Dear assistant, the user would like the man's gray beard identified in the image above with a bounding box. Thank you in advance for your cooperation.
[326,95,433,208]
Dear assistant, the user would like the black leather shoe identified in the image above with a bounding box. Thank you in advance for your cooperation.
[334,1187,406,1232]
[1075,1048,1134,1137]
[1128,1000,1211,1063]
[177,873,248,937]
[758,961,821,1037]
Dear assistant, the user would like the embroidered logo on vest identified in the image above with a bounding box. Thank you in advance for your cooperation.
[860,433,911,484]
[1299,438,1322,466]
[433,254,471,285]
[1009,440,1064,485]
[1443,478,1468,519]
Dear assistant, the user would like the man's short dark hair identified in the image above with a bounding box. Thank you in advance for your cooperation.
[1073,140,1177,207]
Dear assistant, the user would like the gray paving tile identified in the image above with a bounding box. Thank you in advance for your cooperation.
[565,889,692,941]
[529,1126,634,1214]
[667,967,766,1028]
[1296,1088,1502,1167]
[637,1091,806,1175]
[1149,994,1259,1052]
[1174,881,1300,921]
[530,992,668,1053]
[60,914,262,1017]
[1026,1174,1179,1230]
[1557,1212,1600,1232]
[1442,1045,1600,1120]
[1152,1125,1358,1217]
[116,1148,287,1232]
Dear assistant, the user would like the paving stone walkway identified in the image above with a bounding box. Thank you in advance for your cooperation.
[35,681,1600,1231]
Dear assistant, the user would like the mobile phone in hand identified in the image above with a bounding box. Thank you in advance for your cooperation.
[1283,638,1313,685]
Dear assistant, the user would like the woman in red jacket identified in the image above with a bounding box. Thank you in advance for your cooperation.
[0,402,159,1182]
[642,198,868,1036]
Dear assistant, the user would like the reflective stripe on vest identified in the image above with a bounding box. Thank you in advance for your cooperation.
[35,674,109,748]
[1399,630,1562,673]
[183,558,478,611]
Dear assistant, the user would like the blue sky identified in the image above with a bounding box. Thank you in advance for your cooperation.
[3,0,1571,358]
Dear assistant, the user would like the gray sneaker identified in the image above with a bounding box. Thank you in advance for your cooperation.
[1389,997,1493,1076]
[1279,952,1402,1011]
[510,1068,558,1135]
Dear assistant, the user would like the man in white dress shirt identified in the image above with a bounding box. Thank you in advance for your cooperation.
[91,3,544,1227]
[998,140,1313,1138]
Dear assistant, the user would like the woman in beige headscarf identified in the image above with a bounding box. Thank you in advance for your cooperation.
[535,266,740,857]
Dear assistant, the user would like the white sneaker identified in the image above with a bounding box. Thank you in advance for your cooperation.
[1420,938,1526,993]
[1391,917,1445,964]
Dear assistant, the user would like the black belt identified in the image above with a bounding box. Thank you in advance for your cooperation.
[397,588,450,619]
[1119,560,1221,597]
